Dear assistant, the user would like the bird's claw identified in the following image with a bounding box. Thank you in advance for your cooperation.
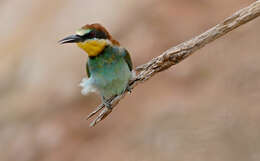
[86,102,112,127]
[103,100,112,109]
[102,96,115,109]
[86,98,112,120]
[86,95,118,127]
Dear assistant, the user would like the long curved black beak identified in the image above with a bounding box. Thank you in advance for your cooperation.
[59,35,83,44]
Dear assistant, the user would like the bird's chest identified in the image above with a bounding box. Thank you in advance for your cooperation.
[87,48,131,98]
[88,52,119,74]
[88,52,129,85]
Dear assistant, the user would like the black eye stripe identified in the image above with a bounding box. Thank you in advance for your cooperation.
[78,29,108,40]
[89,31,95,37]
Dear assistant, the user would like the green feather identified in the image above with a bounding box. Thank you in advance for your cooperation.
[86,61,90,77]
[84,45,133,99]
[122,49,133,71]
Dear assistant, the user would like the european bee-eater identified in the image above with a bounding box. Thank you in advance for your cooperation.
[59,23,133,108]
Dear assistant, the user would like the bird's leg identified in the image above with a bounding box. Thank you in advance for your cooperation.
[86,96,115,120]
[89,95,120,126]
[102,96,112,109]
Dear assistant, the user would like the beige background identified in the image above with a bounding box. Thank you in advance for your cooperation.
[1,0,260,161]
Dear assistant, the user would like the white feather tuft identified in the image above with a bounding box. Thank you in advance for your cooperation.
[79,77,97,95]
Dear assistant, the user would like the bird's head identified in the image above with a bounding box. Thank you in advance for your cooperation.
[59,23,119,57]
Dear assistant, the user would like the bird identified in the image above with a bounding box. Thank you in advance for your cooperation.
[59,23,134,109]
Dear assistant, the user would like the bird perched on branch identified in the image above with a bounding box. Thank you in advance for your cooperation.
[59,23,133,109]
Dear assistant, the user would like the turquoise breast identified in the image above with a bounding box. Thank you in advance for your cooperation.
[88,46,132,99]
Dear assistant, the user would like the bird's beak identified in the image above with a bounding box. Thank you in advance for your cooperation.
[59,35,83,44]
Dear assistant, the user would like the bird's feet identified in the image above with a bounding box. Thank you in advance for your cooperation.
[103,101,112,109]
[102,96,113,109]
[86,96,114,121]
[86,94,123,127]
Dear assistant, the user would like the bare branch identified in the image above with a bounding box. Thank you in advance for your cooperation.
[88,0,260,127]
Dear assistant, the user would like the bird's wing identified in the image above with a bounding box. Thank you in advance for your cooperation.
[86,61,91,77]
[122,49,133,71]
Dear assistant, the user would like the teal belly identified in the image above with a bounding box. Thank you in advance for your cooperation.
[88,52,131,99]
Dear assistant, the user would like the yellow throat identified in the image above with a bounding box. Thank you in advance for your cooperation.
[77,39,107,57]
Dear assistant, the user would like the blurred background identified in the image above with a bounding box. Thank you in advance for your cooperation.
[1,0,260,161]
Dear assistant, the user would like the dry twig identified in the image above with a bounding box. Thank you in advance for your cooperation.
[87,0,260,127]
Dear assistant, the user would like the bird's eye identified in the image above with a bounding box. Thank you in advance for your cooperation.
[79,29,107,40]
[77,30,95,40]
[88,30,96,38]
